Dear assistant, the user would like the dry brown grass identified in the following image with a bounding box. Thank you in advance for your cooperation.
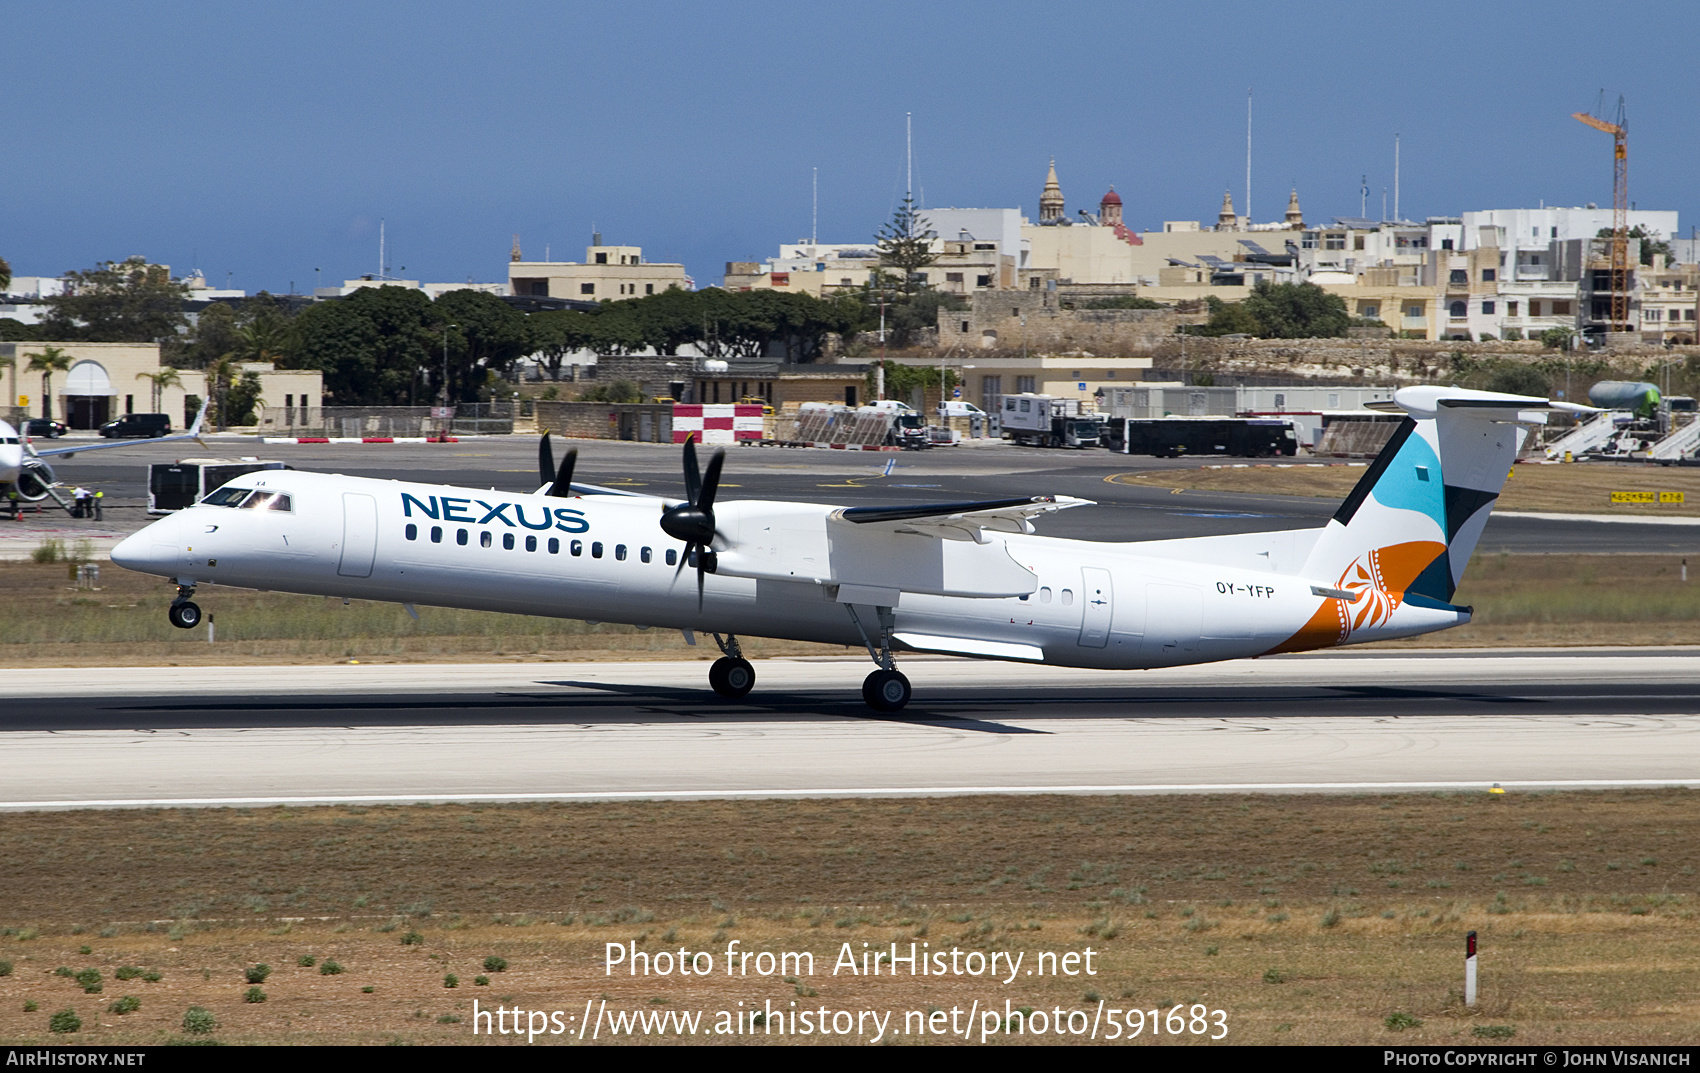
[1110,461,1700,516]
[0,560,843,668]
[9,552,1699,667]
[0,791,1694,1044]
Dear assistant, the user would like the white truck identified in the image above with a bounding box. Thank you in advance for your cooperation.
[998,394,1104,448]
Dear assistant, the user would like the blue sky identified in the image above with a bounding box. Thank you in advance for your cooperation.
[6,1,1698,293]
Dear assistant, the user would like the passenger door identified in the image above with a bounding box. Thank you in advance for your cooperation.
[337,492,378,578]
[1078,567,1112,648]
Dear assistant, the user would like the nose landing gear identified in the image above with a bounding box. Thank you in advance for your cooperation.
[707,633,755,699]
[168,583,201,630]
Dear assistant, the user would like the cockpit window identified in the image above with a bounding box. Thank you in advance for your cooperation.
[202,486,253,507]
[239,491,292,511]
[201,487,293,511]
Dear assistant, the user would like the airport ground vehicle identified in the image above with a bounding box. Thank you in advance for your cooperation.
[24,419,68,439]
[111,387,1580,711]
[100,413,172,438]
[1000,394,1106,448]
[1104,416,1298,457]
[148,458,292,514]
[938,401,987,419]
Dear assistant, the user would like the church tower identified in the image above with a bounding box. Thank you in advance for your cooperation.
[1284,187,1304,229]
[1216,189,1239,231]
[1039,159,1065,223]
[1098,187,1122,228]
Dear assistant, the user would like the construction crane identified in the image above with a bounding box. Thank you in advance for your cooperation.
[1572,94,1629,332]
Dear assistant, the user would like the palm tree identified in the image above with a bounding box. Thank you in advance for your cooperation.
[135,367,183,413]
[25,346,71,421]
[206,353,237,430]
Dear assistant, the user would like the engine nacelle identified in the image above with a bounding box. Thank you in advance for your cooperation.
[16,457,56,501]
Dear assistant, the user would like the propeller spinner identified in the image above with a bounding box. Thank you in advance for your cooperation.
[660,435,724,604]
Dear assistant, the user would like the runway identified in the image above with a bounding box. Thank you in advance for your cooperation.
[5,651,1698,809]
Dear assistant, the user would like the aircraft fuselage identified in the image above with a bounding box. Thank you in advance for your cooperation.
[111,468,1464,671]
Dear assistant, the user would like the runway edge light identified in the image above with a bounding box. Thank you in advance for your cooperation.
[1489,783,1505,794]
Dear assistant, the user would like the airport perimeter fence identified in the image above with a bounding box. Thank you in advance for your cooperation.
[259,401,532,437]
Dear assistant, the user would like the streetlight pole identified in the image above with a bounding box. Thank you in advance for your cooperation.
[441,323,458,404]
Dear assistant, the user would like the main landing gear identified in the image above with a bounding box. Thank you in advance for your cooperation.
[168,583,201,630]
[707,633,755,699]
[847,604,911,712]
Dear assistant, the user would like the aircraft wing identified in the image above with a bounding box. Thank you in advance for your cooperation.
[711,495,1093,600]
[26,400,209,460]
[533,481,662,499]
[832,495,1092,543]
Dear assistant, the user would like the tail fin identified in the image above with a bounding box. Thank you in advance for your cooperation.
[1301,386,1564,606]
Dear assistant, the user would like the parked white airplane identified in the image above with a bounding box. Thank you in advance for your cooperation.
[0,403,207,501]
[110,387,1578,710]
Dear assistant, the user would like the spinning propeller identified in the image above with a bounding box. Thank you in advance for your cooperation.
[537,432,577,497]
[659,435,724,606]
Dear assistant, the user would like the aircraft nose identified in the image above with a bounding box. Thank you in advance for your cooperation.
[111,514,181,575]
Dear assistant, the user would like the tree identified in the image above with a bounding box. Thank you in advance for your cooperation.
[224,371,265,425]
[135,367,183,412]
[879,289,963,350]
[1242,281,1350,338]
[1598,225,1671,266]
[0,254,10,293]
[1182,283,1348,339]
[24,345,71,419]
[291,286,435,405]
[1183,295,1262,336]
[431,289,534,388]
[623,286,708,356]
[38,257,190,342]
[576,378,643,403]
[232,294,296,366]
[875,197,936,293]
[529,310,598,380]
[1485,363,1550,396]
[183,302,241,369]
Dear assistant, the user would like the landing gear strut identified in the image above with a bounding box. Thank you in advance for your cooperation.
[168,583,201,630]
[847,604,911,711]
[707,633,754,699]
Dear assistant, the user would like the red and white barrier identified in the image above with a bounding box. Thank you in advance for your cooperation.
[672,404,763,445]
[262,437,456,444]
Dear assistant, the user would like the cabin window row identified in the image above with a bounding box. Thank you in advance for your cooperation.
[402,524,676,564]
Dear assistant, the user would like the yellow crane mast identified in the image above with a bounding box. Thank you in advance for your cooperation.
[1572,95,1629,332]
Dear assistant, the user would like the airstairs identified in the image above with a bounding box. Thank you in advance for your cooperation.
[1650,415,1700,461]
[1543,410,1628,460]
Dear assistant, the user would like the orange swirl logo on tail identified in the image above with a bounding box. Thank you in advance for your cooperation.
[1266,541,1446,654]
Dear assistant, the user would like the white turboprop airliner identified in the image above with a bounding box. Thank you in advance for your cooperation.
[0,402,208,502]
[110,387,1580,711]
